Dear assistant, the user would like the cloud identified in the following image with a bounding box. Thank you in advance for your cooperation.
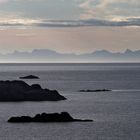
[0,0,81,20]
[0,13,41,27]
[0,0,140,27]
[1,0,140,21]
[97,0,140,8]
[0,17,140,28]
[79,0,140,21]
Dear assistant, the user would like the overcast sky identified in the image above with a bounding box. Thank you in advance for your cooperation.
[0,0,140,53]
[0,0,140,22]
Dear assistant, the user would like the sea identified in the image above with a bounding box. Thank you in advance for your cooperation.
[0,63,140,140]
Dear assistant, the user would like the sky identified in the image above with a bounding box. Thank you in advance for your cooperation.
[0,0,140,23]
[0,0,140,54]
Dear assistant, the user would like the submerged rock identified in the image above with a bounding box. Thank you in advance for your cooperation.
[0,80,66,101]
[19,75,39,79]
[79,89,111,92]
[8,112,93,123]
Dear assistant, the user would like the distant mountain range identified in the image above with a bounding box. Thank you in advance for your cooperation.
[0,49,140,63]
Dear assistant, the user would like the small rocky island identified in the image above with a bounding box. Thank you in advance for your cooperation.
[0,80,66,101]
[8,112,93,123]
[19,75,39,79]
[79,89,111,92]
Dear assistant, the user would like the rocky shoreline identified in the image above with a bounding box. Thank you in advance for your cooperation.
[79,89,111,92]
[8,112,93,123]
[19,75,39,79]
[0,80,66,101]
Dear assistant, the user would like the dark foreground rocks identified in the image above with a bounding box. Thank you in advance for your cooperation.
[79,89,111,92]
[19,75,39,79]
[8,112,93,123]
[0,80,66,101]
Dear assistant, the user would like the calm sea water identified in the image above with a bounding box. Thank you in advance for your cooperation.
[0,63,140,140]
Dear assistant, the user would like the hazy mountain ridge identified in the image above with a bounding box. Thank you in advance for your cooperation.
[0,49,140,62]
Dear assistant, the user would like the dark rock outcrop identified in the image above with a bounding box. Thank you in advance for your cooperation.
[79,89,111,92]
[19,75,39,79]
[8,112,93,123]
[0,80,66,101]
